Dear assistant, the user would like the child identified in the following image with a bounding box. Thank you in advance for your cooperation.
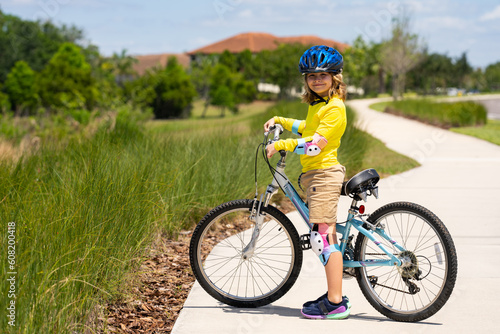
[263,45,349,319]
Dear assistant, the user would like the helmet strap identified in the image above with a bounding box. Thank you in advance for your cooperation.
[310,90,329,106]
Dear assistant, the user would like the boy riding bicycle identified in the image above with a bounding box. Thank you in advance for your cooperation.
[263,45,349,319]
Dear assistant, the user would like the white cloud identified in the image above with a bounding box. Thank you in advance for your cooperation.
[237,9,253,18]
[480,5,500,21]
[418,15,468,32]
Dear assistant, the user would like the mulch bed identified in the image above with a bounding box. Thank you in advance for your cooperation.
[104,232,194,333]
[103,200,296,333]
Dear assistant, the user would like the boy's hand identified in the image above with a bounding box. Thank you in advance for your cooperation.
[266,143,278,158]
[263,118,275,132]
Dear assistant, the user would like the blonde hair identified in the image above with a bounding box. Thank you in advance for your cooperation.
[301,72,347,104]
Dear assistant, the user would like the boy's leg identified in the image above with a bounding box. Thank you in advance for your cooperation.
[302,222,350,319]
[301,165,346,304]
[323,224,343,304]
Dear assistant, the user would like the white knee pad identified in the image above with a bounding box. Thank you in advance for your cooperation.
[310,229,340,266]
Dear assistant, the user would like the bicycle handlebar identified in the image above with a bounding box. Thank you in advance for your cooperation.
[265,124,284,143]
[264,124,286,158]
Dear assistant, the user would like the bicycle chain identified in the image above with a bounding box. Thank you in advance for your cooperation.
[350,253,416,295]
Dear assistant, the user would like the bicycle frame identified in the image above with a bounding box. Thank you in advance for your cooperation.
[254,152,405,268]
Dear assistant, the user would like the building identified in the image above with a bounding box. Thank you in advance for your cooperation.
[134,32,349,74]
[133,53,190,76]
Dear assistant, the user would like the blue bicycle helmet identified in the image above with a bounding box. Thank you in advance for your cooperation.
[299,45,343,74]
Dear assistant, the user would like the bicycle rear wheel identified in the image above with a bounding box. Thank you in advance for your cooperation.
[189,199,302,307]
[354,202,458,322]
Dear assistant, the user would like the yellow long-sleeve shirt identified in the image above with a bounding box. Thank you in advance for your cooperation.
[273,97,347,173]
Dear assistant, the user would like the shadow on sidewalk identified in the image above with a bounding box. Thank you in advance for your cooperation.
[183,304,442,325]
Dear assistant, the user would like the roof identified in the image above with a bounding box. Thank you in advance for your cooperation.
[188,32,349,55]
[133,53,190,75]
[133,33,350,75]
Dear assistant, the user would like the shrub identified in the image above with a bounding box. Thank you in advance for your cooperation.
[386,99,487,128]
[0,89,10,113]
[128,57,196,119]
[37,43,97,111]
[4,60,39,115]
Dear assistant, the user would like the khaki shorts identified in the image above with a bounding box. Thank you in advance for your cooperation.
[300,165,346,225]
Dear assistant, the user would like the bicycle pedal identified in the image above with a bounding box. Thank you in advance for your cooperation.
[300,234,311,250]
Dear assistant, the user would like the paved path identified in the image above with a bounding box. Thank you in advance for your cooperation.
[173,98,500,334]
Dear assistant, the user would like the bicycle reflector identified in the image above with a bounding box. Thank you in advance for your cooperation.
[359,205,365,214]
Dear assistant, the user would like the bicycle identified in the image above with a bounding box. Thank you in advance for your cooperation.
[189,125,458,322]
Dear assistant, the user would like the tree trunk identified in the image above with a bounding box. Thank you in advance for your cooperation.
[378,68,386,95]
[392,74,399,101]
[201,100,209,118]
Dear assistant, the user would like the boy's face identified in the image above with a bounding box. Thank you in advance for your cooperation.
[306,72,333,97]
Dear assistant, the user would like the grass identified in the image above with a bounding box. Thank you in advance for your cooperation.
[0,99,418,333]
[451,119,500,145]
[147,99,275,134]
[369,101,392,112]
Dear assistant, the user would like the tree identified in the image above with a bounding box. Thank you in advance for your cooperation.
[343,36,369,88]
[0,86,11,113]
[235,49,261,83]
[407,52,454,94]
[110,49,138,85]
[190,53,218,102]
[205,63,257,117]
[210,85,234,117]
[343,37,385,96]
[0,10,86,81]
[207,64,236,117]
[380,15,424,100]
[452,52,473,88]
[468,67,487,92]
[219,50,237,72]
[4,60,39,115]
[129,56,196,119]
[485,61,500,91]
[258,43,306,99]
[37,42,97,110]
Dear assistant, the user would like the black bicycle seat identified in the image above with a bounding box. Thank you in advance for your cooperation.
[341,169,380,199]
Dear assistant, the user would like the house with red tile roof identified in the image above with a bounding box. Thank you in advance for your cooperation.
[134,32,348,74]
[133,53,190,76]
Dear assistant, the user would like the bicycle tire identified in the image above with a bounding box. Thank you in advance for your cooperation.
[189,199,303,307]
[354,201,458,322]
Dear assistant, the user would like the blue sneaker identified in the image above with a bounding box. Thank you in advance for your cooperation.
[303,293,351,309]
[301,294,351,319]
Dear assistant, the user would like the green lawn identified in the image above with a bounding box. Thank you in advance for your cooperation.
[146,99,275,133]
[369,101,392,112]
[451,119,500,146]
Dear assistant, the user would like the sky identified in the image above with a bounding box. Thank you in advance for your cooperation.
[1,0,500,68]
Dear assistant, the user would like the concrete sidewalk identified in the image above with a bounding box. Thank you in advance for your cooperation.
[173,98,500,334]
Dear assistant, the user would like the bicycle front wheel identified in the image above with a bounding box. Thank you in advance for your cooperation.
[189,199,302,308]
[354,202,458,322]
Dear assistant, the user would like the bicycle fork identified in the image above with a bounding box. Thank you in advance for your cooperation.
[243,155,289,260]
[242,195,266,260]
